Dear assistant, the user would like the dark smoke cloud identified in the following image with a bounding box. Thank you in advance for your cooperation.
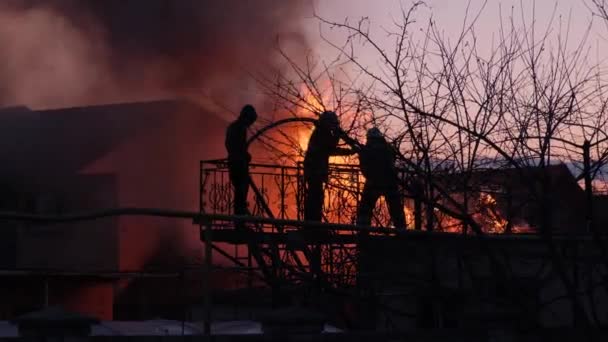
[0,0,312,110]
[0,1,314,271]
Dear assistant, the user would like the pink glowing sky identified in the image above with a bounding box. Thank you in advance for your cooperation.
[304,0,606,72]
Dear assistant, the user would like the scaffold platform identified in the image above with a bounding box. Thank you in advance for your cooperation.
[197,159,608,331]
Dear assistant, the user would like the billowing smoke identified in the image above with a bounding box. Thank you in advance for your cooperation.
[0,0,312,110]
[0,0,315,281]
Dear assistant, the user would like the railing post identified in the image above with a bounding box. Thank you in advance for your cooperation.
[203,160,205,212]
[43,277,49,308]
[280,167,286,220]
[583,140,593,234]
[572,239,579,327]
[203,220,213,338]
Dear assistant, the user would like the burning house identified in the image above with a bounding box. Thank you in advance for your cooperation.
[0,99,229,320]
[196,157,608,333]
[422,164,588,234]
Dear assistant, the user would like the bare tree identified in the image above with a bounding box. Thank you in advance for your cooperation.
[232,0,608,327]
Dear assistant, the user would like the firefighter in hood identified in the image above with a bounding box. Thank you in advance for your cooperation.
[357,127,406,230]
[225,104,257,217]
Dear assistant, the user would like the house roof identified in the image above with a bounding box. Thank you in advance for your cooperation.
[0,99,226,186]
[431,164,584,203]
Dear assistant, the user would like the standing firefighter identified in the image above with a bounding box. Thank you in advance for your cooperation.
[303,111,354,222]
[225,104,257,218]
[357,127,406,230]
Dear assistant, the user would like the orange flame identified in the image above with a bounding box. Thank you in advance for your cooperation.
[292,84,365,225]
[473,193,508,233]
[429,192,514,234]
[404,205,414,229]
[295,88,323,161]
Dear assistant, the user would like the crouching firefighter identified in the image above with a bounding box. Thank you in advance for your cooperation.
[357,127,406,230]
[225,105,257,225]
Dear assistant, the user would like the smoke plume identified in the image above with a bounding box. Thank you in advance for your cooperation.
[0,1,315,274]
[0,0,312,110]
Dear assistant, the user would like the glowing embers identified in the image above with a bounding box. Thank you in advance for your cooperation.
[511,222,535,234]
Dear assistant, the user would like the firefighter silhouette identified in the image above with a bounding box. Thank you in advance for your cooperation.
[357,127,406,230]
[303,111,354,222]
[225,104,257,218]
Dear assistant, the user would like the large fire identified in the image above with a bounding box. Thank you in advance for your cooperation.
[270,86,534,234]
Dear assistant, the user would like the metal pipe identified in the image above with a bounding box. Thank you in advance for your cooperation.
[0,207,602,242]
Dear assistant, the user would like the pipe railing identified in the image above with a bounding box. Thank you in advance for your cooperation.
[0,207,603,242]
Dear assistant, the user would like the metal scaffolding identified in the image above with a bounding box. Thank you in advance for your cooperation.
[198,158,608,331]
[198,159,375,300]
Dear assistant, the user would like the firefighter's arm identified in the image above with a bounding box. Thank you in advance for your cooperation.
[336,129,363,153]
[339,130,362,149]
[332,147,357,156]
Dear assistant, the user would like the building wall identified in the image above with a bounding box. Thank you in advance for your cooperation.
[0,174,119,320]
[74,101,228,273]
[0,276,114,321]
[357,235,608,329]
[0,100,230,319]
[15,174,119,271]
[49,278,115,320]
